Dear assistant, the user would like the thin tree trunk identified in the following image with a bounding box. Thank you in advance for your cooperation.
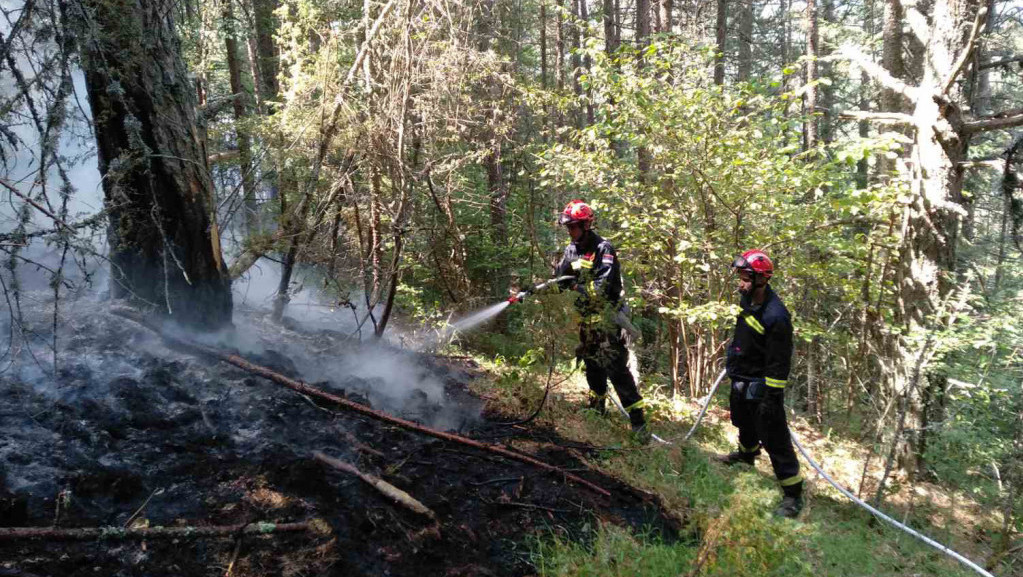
[714,0,727,85]
[804,0,819,150]
[736,0,752,82]
[252,0,279,104]
[556,0,565,91]
[222,0,257,231]
[658,0,672,33]
[604,0,619,54]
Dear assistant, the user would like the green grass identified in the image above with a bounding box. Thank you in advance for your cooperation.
[470,360,990,577]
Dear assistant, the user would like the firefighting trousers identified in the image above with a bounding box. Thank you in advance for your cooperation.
[580,327,644,422]
[728,384,802,487]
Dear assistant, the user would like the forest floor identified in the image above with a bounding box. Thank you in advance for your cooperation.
[0,305,682,577]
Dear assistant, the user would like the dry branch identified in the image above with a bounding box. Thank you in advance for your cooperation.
[313,451,436,519]
[111,309,611,498]
[0,520,325,542]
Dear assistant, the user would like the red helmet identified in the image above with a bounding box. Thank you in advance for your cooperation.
[559,200,595,226]
[732,249,774,280]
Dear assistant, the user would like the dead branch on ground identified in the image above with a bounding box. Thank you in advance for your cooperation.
[313,451,436,519]
[0,520,328,542]
[110,308,611,498]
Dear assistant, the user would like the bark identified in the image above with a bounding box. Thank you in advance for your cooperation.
[658,0,672,33]
[880,0,906,174]
[251,0,279,104]
[736,0,752,82]
[540,1,548,86]
[804,0,819,149]
[636,0,651,48]
[578,0,595,126]
[556,0,565,90]
[819,0,835,144]
[604,0,619,54]
[222,0,257,231]
[73,0,233,329]
[714,0,727,85]
[487,143,510,304]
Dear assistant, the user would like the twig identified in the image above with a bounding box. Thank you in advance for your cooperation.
[313,451,436,519]
[224,537,243,577]
[123,488,164,528]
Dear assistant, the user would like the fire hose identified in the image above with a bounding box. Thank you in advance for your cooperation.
[641,368,997,577]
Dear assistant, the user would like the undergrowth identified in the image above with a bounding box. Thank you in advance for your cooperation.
[470,356,989,577]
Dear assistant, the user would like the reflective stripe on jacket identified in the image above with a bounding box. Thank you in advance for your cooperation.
[725,285,793,388]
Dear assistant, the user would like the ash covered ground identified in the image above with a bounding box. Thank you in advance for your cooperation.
[0,301,681,576]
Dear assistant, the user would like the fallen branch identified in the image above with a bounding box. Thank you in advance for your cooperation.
[111,309,611,498]
[0,520,327,542]
[313,451,436,519]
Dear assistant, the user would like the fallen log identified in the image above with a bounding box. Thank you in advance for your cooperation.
[0,520,328,542]
[111,308,610,498]
[313,451,436,519]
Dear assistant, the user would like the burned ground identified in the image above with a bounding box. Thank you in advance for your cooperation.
[0,308,681,576]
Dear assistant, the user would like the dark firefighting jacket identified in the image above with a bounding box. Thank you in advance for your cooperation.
[725,285,793,389]
[554,231,623,321]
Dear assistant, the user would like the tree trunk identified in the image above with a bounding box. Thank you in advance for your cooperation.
[541,0,548,86]
[804,0,819,149]
[658,0,672,33]
[714,0,727,85]
[578,0,596,126]
[880,0,906,175]
[251,0,279,105]
[736,0,752,82]
[556,0,565,91]
[222,0,257,231]
[74,0,233,329]
[894,0,981,469]
[604,0,619,54]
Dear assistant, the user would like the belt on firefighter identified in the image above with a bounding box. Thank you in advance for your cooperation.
[765,377,787,388]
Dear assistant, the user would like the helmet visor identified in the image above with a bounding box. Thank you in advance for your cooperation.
[731,256,750,271]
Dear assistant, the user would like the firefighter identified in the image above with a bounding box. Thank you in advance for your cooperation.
[717,249,804,518]
[553,200,647,439]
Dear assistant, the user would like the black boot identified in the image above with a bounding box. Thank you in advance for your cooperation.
[587,395,607,415]
[773,482,804,519]
[715,447,758,466]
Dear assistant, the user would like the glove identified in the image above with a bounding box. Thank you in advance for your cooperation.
[744,378,767,402]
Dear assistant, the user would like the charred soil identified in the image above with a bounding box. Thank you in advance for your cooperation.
[0,308,681,576]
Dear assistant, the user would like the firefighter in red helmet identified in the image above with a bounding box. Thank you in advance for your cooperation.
[554,200,647,440]
[718,249,803,518]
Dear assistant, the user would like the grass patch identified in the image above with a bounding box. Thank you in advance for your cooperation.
[469,357,989,577]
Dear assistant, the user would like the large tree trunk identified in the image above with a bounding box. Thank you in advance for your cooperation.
[74,0,233,329]
[893,0,981,471]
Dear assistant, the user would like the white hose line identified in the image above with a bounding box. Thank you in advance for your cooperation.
[683,369,728,442]
[790,433,997,577]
